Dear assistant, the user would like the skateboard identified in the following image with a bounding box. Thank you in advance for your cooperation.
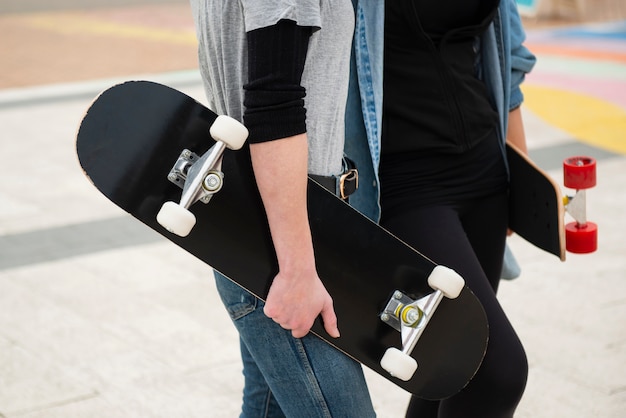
[76,81,488,400]
[507,143,597,260]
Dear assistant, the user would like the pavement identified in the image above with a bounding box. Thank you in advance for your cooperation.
[0,2,625,417]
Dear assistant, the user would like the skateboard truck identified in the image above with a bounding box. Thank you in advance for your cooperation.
[166,148,225,201]
[379,266,465,381]
[156,115,248,237]
[563,156,597,253]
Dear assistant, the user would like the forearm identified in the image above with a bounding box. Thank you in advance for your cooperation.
[506,106,528,154]
[249,133,316,276]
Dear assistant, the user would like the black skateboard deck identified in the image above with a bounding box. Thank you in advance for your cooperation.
[76,81,488,400]
[507,143,566,260]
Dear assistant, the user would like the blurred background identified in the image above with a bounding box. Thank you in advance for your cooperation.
[0,1,624,417]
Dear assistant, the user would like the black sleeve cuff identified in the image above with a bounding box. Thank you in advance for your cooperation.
[244,19,312,143]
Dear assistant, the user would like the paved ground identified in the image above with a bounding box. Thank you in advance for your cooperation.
[0,2,625,417]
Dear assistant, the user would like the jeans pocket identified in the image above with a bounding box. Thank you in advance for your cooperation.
[214,271,258,320]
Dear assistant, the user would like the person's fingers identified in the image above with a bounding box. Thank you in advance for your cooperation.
[320,299,340,338]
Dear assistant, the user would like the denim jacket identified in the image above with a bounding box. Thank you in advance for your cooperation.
[344,0,536,222]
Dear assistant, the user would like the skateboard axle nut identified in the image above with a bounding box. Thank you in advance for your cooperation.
[203,172,222,192]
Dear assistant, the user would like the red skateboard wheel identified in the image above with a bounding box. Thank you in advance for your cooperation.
[565,221,598,253]
[564,156,596,189]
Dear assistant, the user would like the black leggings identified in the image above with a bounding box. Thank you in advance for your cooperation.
[380,192,528,418]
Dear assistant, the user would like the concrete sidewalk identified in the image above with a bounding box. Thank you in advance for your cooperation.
[1,4,625,417]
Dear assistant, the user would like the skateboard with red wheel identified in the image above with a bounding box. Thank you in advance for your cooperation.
[76,81,489,400]
[507,143,597,260]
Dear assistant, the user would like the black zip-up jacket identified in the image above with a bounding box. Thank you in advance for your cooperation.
[382,0,501,155]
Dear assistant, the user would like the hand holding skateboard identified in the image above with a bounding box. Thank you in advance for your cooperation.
[76,81,488,399]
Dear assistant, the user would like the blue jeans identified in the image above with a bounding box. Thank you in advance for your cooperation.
[214,273,376,418]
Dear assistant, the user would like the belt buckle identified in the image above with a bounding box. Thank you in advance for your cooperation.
[339,168,359,200]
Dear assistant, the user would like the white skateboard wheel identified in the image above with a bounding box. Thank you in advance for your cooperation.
[380,347,418,381]
[156,201,196,237]
[427,265,464,299]
[209,115,248,150]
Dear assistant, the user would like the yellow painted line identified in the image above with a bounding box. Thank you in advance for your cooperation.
[20,14,197,45]
[523,85,626,155]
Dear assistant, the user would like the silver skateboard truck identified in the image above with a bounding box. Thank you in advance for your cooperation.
[156,115,248,237]
[379,266,465,381]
